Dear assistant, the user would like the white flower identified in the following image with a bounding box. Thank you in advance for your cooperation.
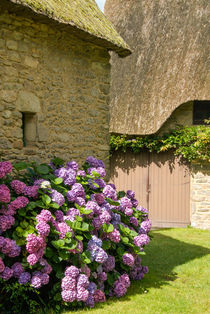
[40,180,51,189]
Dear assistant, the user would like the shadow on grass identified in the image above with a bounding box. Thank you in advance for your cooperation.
[68,229,210,312]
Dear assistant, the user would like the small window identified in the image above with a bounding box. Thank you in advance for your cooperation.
[193,100,210,125]
[21,113,37,147]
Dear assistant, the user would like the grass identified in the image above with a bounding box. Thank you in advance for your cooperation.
[65,228,210,314]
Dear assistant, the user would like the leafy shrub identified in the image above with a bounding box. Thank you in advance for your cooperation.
[0,157,151,312]
[110,123,210,162]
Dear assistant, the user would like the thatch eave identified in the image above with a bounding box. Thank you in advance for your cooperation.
[105,0,210,134]
[4,0,131,57]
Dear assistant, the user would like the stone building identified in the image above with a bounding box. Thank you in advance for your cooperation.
[105,0,210,229]
[0,0,130,170]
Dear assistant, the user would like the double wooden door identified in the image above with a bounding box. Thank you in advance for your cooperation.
[110,151,190,228]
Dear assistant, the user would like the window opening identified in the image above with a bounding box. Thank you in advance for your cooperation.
[21,112,37,147]
[193,100,210,125]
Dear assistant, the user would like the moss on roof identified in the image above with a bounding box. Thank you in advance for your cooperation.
[7,0,131,56]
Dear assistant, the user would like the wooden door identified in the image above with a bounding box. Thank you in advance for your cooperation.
[110,150,190,228]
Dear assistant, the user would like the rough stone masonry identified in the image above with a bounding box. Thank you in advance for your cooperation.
[0,8,111,169]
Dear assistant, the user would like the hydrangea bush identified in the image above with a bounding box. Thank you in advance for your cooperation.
[0,157,151,313]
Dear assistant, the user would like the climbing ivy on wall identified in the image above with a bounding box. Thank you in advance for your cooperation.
[110,122,210,162]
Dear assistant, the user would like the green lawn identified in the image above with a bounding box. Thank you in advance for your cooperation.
[65,228,210,314]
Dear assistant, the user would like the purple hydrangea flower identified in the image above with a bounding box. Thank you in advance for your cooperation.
[0,236,5,248]
[113,281,127,297]
[27,253,39,266]
[94,193,105,205]
[65,208,81,222]
[89,235,102,248]
[137,206,149,216]
[120,197,133,209]
[119,274,130,289]
[66,161,78,171]
[7,242,21,258]
[54,210,64,222]
[126,190,135,199]
[77,170,86,177]
[132,198,138,207]
[88,282,97,294]
[65,266,80,278]
[99,210,111,224]
[66,190,77,202]
[86,201,102,215]
[76,287,89,302]
[75,197,86,207]
[40,258,52,274]
[134,234,150,247]
[86,156,103,168]
[102,255,115,272]
[0,215,15,232]
[61,290,77,302]
[122,253,135,267]
[23,185,39,198]
[54,167,67,179]
[41,273,49,285]
[103,185,117,200]
[0,267,13,280]
[18,272,31,284]
[50,189,65,206]
[124,207,133,216]
[77,274,89,288]
[71,183,85,198]
[85,295,95,308]
[1,238,12,254]
[36,210,52,223]
[11,262,24,278]
[141,219,152,233]
[129,216,138,227]
[63,169,76,186]
[95,248,108,264]
[142,266,149,274]
[57,222,71,239]
[61,276,77,290]
[31,275,42,288]
[80,265,91,277]
[87,167,106,178]
[98,272,107,282]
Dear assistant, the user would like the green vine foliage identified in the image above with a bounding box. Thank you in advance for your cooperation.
[110,122,210,162]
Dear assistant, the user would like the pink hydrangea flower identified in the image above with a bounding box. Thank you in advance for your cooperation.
[0,257,5,273]
[10,180,26,195]
[61,290,77,302]
[107,229,121,243]
[0,184,10,203]
[93,290,106,303]
[0,161,12,178]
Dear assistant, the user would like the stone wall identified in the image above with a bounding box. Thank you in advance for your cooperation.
[0,9,111,170]
[191,162,210,230]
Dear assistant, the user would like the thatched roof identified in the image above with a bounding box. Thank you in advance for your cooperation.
[4,0,131,57]
[105,0,210,134]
